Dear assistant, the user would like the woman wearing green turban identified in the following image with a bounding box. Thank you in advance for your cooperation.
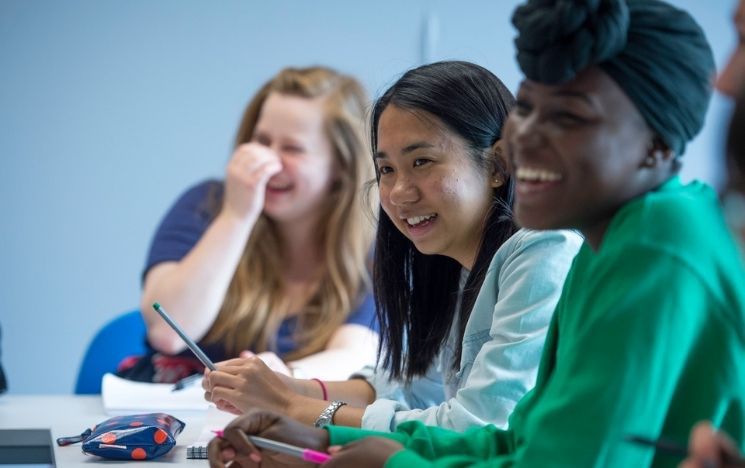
[205,1,745,467]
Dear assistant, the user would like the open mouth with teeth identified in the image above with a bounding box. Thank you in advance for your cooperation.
[266,182,293,193]
[515,167,562,183]
[405,213,437,227]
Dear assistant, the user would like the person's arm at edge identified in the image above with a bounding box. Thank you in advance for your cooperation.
[326,421,511,466]
[287,324,379,381]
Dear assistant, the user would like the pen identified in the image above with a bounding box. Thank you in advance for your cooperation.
[213,430,331,464]
[625,434,745,466]
[152,302,216,371]
[171,373,203,392]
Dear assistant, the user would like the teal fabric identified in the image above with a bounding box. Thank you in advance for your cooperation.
[512,0,715,156]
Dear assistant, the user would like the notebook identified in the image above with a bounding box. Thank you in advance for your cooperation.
[186,406,237,459]
[101,373,210,416]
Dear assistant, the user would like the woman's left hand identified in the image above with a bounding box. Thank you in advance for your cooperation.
[324,437,404,468]
[203,356,299,415]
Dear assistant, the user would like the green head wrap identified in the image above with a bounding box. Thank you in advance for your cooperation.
[512,0,715,156]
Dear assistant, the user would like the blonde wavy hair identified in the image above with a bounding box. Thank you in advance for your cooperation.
[203,66,374,360]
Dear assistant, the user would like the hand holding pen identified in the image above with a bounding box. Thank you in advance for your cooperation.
[208,409,331,467]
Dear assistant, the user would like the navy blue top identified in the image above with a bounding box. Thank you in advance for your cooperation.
[144,179,378,362]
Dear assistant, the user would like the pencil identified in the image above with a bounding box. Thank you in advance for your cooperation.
[152,302,216,371]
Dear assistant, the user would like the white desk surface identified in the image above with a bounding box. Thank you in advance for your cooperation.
[0,395,208,466]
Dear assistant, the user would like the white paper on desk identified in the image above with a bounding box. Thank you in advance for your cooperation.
[101,373,210,415]
[191,406,238,446]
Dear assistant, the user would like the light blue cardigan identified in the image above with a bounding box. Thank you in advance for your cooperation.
[355,229,582,432]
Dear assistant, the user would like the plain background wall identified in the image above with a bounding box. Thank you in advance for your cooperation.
[0,0,736,394]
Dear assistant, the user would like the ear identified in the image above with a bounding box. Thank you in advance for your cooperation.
[490,139,507,188]
[641,137,674,169]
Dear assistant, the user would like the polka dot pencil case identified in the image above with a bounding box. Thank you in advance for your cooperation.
[56,412,184,460]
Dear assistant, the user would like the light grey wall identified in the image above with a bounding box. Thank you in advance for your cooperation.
[0,0,736,394]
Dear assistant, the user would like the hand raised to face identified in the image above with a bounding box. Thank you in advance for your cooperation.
[222,142,283,224]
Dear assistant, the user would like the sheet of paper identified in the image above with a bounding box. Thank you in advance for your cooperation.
[191,406,238,446]
[185,406,238,459]
[101,373,210,416]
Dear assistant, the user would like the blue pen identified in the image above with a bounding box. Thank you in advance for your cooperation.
[152,302,217,372]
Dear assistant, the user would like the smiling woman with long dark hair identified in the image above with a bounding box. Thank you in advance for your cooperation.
[202,60,581,434]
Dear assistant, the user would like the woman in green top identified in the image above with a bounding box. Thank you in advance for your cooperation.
[206,1,745,467]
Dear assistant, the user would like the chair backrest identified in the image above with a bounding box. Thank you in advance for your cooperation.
[75,310,147,394]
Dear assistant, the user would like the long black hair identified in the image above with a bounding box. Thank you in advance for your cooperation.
[371,61,517,381]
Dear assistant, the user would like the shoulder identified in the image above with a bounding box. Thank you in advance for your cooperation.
[605,179,743,283]
[472,229,581,314]
[489,229,583,275]
[611,179,723,253]
[173,179,223,209]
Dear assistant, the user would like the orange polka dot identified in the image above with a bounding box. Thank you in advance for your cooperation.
[129,421,144,427]
[100,432,117,444]
[131,448,147,460]
[153,429,168,444]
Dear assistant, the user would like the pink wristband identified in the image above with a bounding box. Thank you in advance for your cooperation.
[311,378,328,401]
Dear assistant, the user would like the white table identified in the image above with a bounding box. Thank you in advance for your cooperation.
[0,395,208,466]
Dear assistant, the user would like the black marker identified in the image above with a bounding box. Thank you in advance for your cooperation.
[625,434,745,466]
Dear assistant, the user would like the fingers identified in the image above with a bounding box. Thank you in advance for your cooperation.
[223,143,282,220]
[229,143,282,186]
[207,436,235,468]
[689,421,721,465]
[209,427,261,468]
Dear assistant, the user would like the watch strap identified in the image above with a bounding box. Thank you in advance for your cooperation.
[313,400,347,428]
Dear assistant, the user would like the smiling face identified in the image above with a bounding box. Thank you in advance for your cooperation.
[717,0,745,97]
[375,105,496,269]
[252,92,336,224]
[504,67,663,248]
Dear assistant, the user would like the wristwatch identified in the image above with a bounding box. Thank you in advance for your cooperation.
[313,400,347,428]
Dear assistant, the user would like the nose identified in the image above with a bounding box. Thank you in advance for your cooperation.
[508,113,543,151]
[388,174,419,206]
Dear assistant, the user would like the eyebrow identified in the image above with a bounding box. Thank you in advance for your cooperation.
[374,142,436,159]
[550,90,596,107]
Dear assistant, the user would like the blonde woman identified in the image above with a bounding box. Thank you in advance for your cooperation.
[121,66,378,384]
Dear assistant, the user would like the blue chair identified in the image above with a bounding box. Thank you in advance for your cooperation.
[75,310,147,394]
